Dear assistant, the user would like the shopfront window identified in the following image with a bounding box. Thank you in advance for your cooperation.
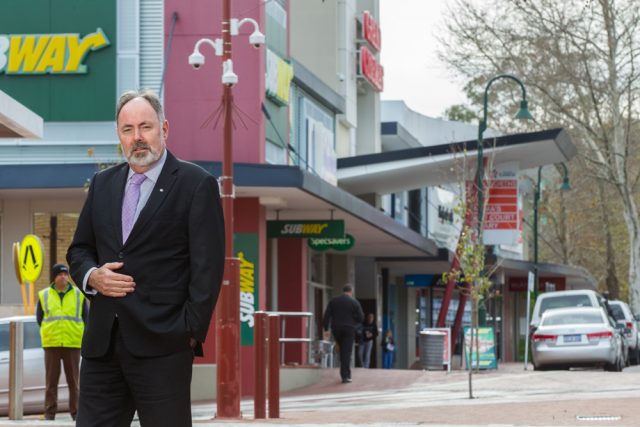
[291,90,337,185]
[308,251,332,340]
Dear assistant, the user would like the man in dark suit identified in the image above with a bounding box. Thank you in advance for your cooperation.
[322,285,364,383]
[67,89,225,427]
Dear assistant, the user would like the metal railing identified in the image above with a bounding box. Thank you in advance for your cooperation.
[266,311,313,365]
[261,311,335,367]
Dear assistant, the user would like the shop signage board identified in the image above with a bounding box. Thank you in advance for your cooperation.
[359,46,384,92]
[235,233,259,346]
[0,0,116,121]
[404,274,435,287]
[267,220,345,238]
[362,11,381,51]
[463,326,497,370]
[265,48,293,106]
[0,29,110,75]
[483,162,520,245]
[308,234,354,252]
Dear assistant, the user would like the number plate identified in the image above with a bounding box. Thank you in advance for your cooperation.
[563,334,581,343]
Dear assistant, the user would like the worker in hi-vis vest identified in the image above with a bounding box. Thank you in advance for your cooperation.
[36,263,88,421]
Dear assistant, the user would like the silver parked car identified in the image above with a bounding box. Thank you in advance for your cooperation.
[607,300,639,365]
[530,289,607,330]
[531,307,625,371]
[0,316,69,415]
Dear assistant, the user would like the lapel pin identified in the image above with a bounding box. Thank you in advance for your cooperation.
[159,188,164,192]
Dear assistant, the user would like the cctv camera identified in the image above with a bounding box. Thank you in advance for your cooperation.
[221,59,238,87]
[249,30,265,49]
[188,51,205,70]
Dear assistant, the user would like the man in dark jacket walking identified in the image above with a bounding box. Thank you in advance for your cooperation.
[323,285,364,383]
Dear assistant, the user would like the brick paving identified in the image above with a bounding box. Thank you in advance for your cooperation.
[3,363,639,426]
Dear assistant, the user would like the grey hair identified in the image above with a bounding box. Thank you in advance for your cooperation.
[116,89,165,124]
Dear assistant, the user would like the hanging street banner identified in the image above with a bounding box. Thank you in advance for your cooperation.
[19,234,44,283]
[267,220,345,238]
[308,234,355,252]
[235,233,259,346]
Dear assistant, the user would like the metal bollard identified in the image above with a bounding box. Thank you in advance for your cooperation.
[253,312,267,419]
[268,314,280,419]
[9,321,24,420]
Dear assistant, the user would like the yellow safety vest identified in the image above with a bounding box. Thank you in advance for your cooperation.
[39,285,85,348]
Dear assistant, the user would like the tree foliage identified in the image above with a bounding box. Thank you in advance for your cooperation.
[439,0,640,311]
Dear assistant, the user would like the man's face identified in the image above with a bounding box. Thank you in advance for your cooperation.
[117,97,168,172]
[54,272,68,288]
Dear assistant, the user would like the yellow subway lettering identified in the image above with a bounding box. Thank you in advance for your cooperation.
[8,35,50,73]
[35,35,66,73]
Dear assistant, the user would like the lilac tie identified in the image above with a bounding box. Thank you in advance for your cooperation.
[122,173,147,242]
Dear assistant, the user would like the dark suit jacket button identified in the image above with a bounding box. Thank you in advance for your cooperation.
[118,252,124,259]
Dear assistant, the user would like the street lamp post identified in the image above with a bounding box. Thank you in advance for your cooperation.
[476,74,533,239]
[189,3,265,419]
[533,163,570,299]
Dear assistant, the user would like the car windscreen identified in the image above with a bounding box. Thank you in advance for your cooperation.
[539,295,593,315]
[541,311,604,326]
[0,321,42,351]
[608,304,626,321]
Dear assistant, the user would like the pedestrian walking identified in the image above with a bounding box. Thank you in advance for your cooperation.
[358,313,378,368]
[36,263,88,421]
[323,285,364,383]
[67,89,225,427]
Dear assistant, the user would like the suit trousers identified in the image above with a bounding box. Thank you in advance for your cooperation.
[44,347,80,420]
[332,327,355,380]
[76,320,194,427]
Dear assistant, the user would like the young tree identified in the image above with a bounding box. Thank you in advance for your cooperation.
[440,0,640,312]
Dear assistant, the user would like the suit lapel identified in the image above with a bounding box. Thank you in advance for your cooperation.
[112,164,129,247]
[124,151,179,246]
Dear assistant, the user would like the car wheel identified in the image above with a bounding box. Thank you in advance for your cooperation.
[631,347,640,366]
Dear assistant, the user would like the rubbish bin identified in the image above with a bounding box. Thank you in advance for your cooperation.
[419,330,445,370]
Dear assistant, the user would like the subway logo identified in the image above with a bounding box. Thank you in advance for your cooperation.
[0,28,110,75]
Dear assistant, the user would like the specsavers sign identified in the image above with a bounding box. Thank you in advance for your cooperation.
[0,0,116,121]
[0,29,110,74]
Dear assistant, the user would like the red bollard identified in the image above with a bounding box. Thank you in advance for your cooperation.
[254,312,267,419]
[268,314,280,418]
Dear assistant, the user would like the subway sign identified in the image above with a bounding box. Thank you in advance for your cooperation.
[267,220,345,238]
[0,28,110,75]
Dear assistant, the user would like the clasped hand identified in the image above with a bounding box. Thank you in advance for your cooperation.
[88,262,136,297]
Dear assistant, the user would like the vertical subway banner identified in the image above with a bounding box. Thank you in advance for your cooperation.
[235,233,259,346]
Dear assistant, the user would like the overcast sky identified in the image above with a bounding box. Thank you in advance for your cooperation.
[379,0,467,118]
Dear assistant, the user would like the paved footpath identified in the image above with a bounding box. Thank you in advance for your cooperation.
[2,363,638,426]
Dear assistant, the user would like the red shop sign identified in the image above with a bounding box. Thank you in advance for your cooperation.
[359,46,384,92]
[363,11,381,51]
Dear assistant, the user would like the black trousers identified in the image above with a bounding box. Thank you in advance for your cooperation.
[76,321,193,427]
[332,327,355,380]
